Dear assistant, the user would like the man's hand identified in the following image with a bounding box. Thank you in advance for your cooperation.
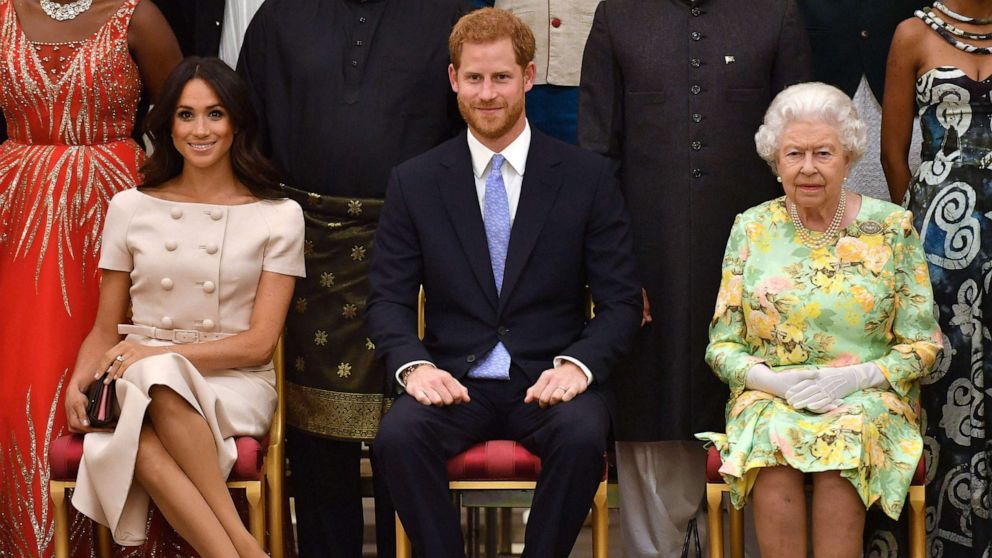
[641,288,653,327]
[405,365,470,406]
[524,362,588,408]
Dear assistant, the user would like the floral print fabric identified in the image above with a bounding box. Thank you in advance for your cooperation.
[697,196,942,519]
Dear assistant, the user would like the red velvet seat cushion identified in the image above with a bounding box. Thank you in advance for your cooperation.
[49,434,267,482]
[447,440,542,482]
[705,445,926,485]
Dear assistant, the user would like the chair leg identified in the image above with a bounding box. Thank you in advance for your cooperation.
[591,479,609,558]
[908,485,925,558]
[96,524,113,558]
[728,497,744,558]
[498,507,513,554]
[267,457,286,558]
[396,514,413,558]
[484,508,498,558]
[50,481,70,558]
[245,481,265,546]
[706,483,725,558]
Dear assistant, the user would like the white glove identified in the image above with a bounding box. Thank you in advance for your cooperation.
[745,364,817,399]
[785,363,888,413]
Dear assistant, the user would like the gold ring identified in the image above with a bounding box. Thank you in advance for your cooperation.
[115,355,125,362]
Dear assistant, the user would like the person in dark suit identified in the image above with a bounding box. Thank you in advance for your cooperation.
[367,8,642,558]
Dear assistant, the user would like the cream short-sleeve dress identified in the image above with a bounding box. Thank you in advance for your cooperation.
[72,188,305,546]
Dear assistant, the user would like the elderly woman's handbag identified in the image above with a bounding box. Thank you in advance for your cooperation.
[85,372,118,427]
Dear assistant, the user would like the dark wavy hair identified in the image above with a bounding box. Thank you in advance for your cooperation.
[139,57,282,199]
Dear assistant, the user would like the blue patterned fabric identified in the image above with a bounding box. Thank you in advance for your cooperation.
[469,154,512,380]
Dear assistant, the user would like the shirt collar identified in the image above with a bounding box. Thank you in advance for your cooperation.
[467,120,531,179]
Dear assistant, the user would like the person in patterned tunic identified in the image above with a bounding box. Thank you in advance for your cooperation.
[698,82,943,558]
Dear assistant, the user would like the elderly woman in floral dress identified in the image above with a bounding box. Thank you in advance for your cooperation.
[697,82,943,558]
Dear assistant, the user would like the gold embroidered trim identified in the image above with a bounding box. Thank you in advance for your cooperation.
[286,382,392,440]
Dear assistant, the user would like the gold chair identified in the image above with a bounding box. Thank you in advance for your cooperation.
[704,446,925,558]
[394,289,609,558]
[49,338,287,558]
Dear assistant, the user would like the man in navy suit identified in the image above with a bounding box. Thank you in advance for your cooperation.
[367,8,641,558]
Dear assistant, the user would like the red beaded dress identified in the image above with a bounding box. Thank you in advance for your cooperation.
[0,1,145,555]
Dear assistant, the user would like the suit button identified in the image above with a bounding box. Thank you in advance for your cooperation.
[165,240,177,251]
[210,209,224,220]
[691,6,701,16]
[161,316,174,328]
[690,31,702,41]
[692,169,703,178]
[205,243,218,254]
[170,207,183,219]
[161,277,174,290]
[202,319,215,330]
[690,85,701,95]
[691,140,702,151]
[692,113,703,123]
[203,281,216,293]
[551,17,562,28]
[860,29,869,38]
[690,58,701,68]
[467,355,476,363]
[498,326,508,336]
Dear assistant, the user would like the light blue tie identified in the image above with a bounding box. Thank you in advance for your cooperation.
[469,154,512,380]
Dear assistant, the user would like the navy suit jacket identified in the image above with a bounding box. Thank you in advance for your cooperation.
[367,129,641,394]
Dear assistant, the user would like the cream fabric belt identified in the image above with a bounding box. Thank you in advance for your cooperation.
[118,324,236,344]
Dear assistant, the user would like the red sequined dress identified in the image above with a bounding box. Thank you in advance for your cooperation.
[0,0,143,555]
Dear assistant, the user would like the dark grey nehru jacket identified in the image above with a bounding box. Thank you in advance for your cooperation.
[579,0,813,441]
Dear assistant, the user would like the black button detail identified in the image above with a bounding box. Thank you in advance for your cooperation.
[692,113,703,123]
[690,58,701,68]
[498,326,508,336]
[691,7,702,16]
[692,168,703,178]
[467,354,476,363]
[860,29,869,38]
[350,60,358,67]
[691,31,702,41]
[690,85,701,95]
[355,40,363,46]
[691,141,702,151]
[359,16,367,23]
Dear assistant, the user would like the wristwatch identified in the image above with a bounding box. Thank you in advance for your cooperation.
[400,363,428,386]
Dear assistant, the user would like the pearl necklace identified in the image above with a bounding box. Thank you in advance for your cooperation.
[788,189,847,250]
[40,0,94,21]
[934,1,992,24]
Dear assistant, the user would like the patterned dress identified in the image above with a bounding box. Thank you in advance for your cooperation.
[908,66,992,557]
[697,196,942,519]
[0,1,144,555]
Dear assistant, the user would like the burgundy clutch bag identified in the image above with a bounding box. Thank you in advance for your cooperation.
[85,372,118,428]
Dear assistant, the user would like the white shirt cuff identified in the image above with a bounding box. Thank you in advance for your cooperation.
[554,356,593,386]
[395,360,434,389]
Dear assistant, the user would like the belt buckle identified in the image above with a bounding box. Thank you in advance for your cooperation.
[172,329,200,344]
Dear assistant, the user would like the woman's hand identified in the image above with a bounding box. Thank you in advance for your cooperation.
[96,341,168,383]
[744,364,817,399]
[64,378,114,433]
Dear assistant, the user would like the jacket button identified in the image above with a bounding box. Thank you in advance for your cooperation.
[690,84,701,95]
[161,316,174,328]
[203,280,216,293]
[498,326,508,335]
[690,31,702,41]
[551,17,561,28]
[690,58,701,68]
[691,140,702,151]
[210,209,224,221]
[692,113,703,123]
[170,207,183,219]
[860,29,869,39]
[205,243,218,254]
[165,240,177,251]
[692,168,703,178]
[467,355,476,363]
[161,277,174,290]
[691,6,701,16]
[202,319,215,330]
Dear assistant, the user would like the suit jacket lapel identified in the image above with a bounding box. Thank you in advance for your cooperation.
[499,132,562,313]
[438,135,500,309]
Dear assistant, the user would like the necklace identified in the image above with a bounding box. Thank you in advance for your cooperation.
[917,9,992,54]
[788,189,847,250]
[934,1,992,24]
[39,0,94,21]
[922,7,992,40]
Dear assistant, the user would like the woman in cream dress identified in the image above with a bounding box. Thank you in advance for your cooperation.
[63,57,304,557]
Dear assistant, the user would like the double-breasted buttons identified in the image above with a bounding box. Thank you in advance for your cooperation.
[203,281,216,293]
[161,277,174,290]
[170,207,183,219]
[202,319,215,331]
[161,316,174,328]
[165,240,177,251]
[210,208,224,221]
[205,243,219,255]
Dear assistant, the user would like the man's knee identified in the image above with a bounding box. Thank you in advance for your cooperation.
[373,397,437,458]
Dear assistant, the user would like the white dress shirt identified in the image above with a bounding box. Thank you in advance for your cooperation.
[396,121,593,388]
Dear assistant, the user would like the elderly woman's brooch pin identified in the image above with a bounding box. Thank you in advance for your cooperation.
[858,220,883,235]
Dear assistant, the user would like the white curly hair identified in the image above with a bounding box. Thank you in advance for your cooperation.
[754,82,867,173]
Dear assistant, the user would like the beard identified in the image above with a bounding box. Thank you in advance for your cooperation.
[457,94,525,142]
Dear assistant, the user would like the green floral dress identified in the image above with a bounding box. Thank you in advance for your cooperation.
[696,196,943,519]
